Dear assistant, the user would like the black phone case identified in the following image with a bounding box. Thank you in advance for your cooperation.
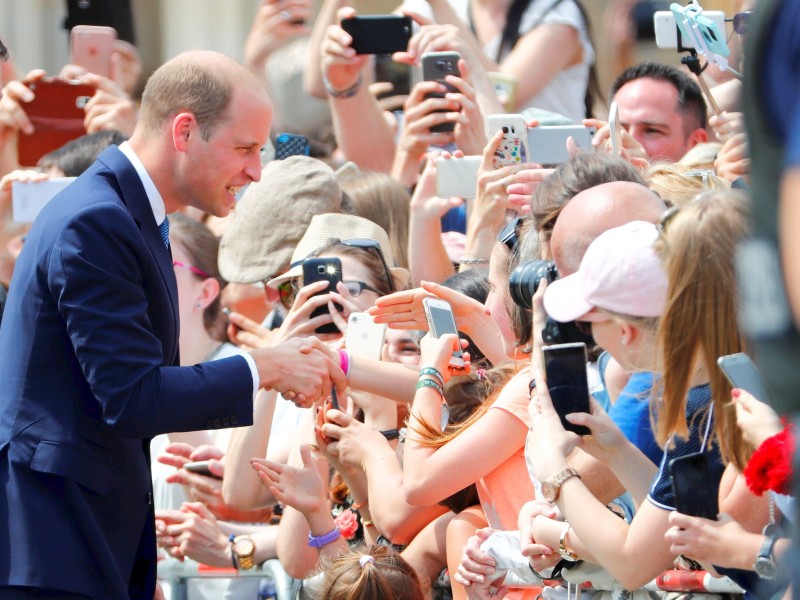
[302,257,343,335]
[341,16,413,55]
[669,452,719,520]
[275,133,310,160]
[544,345,591,436]
[422,52,461,133]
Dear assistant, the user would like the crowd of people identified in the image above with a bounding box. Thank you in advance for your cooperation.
[0,0,797,599]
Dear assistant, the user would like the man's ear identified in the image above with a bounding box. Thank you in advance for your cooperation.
[172,112,196,152]
[686,126,709,149]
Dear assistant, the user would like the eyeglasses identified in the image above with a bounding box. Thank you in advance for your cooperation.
[656,206,681,238]
[341,238,395,294]
[173,260,211,279]
[276,279,384,310]
[497,217,524,251]
[726,11,751,35]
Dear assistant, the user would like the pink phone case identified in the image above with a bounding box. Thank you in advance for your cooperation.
[70,25,116,78]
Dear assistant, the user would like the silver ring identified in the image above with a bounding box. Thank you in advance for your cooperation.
[279,10,291,21]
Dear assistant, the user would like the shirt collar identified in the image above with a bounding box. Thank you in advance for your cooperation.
[118,141,167,226]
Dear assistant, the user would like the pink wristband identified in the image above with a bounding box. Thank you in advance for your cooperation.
[338,349,350,376]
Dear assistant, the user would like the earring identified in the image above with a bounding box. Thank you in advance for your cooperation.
[195,303,202,309]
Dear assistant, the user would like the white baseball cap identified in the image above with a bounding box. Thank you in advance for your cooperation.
[543,221,667,322]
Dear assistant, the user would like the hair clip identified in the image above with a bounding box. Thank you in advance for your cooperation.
[359,554,376,568]
[476,369,486,380]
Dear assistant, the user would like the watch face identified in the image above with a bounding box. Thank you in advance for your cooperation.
[234,538,255,555]
[755,557,777,579]
[541,482,557,502]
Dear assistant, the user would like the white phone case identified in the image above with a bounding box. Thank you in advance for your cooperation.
[436,155,481,199]
[486,114,529,168]
[345,313,387,361]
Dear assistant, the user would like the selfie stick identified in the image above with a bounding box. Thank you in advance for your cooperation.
[674,5,723,116]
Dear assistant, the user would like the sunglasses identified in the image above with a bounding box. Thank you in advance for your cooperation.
[497,217,524,251]
[340,238,395,294]
[173,260,211,279]
[277,279,384,309]
[726,11,751,35]
[656,206,681,239]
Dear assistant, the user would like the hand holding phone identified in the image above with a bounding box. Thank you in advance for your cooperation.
[542,342,591,435]
[717,353,770,406]
[422,297,465,367]
[421,51,461,133]
[608,101,622,156]
[486,114,529,168]
[70,25,117,78]
[341,15,412,55]
[346,312,387,361]
[302,257,343,335]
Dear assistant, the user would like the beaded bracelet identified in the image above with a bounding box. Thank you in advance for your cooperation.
[352,500,369,511]
[460,257,489,265]
[322,73,363,99]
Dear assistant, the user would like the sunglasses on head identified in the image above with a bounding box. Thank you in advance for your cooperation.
[173,260,211,279]
[497,217,524,252]
[340,238,395,294]
[726,11,751,35]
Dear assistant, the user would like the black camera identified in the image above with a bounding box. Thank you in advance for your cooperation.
[509,260,595,347]
[509,260,558,310]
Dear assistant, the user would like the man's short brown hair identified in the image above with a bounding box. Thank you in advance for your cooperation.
[138,57,236,141]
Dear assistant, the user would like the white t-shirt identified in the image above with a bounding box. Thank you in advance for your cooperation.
[406,0,594,121]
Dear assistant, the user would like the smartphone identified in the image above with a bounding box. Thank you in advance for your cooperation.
[184,460,222,480]
[653,10,726,50]
[302,257,343,335]
[70,25,116,78]
[346,312,387,361]
[717,353,771,406]
[436,155,481,200]
[608,101,622,156]
[422,297,465,367]
[486,114,529,168]
[341,15,413,55]
[274,133,310,160]
[669,452,718,519]
[488,71,518,113]
[17,78,95,167]
[526,125,596,166]
[374,54,411,98]
[11,178,76,223]
[542,342,591,436]
[421,51,461,133]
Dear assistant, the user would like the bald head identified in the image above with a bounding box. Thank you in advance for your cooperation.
[137,50,269,140]
[551,181,667,275]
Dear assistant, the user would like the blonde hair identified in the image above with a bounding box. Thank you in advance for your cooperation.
[652,189,752,469]
[646,162,729,208]
[315,545,425,600]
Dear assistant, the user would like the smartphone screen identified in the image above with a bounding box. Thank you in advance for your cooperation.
[669,452,718,519]
[302,257,343,335]
[543,343,590,435]
[423,298,465,367]
[341,15,412,55]
[717,353,770,406]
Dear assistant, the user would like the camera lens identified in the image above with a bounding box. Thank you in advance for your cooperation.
[437,61,446,69]
[508,260,558,309]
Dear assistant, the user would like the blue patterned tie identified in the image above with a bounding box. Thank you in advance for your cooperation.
[158,217,170,249]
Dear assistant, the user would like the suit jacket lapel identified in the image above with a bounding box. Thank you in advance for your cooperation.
[97,146,180,361]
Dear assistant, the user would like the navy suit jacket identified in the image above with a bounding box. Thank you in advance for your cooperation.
[0,146,254,599]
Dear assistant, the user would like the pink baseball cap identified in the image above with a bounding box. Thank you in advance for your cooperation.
[543,221,667,322]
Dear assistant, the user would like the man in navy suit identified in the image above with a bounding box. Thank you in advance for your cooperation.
[0,50,344,599]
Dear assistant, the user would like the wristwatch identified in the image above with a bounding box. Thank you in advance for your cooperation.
[231,535,256,570]
[541,467,580,502]
[753,532,778,579]
[558,523,579,561]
